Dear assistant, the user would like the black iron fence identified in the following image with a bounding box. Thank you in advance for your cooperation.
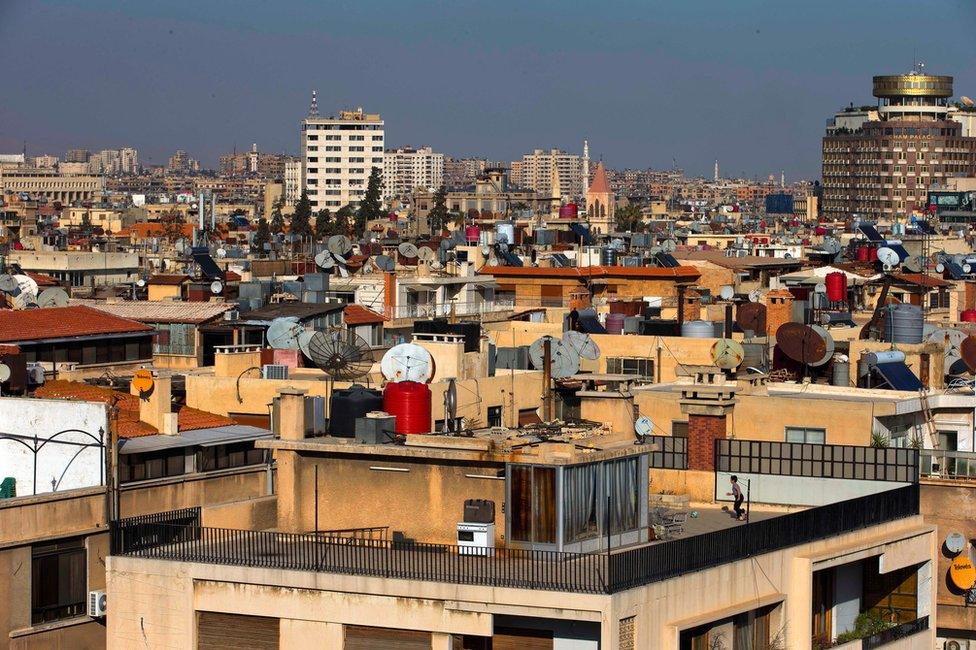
[648,435,688,470]
[861,615,928,649]
[606,483,919,591]
[716,439,918,483]
[110,485,919,595]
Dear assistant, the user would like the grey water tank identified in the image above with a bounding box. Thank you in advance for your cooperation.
[681,320,715,338]
[741,341,766,371]
[832,361,850,387]
[885,304,923,344]
[600,247,618,266]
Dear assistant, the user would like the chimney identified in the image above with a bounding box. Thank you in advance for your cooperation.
[678,366,736,471]
[133,374,178,435]
[681,288,702,323]
[383,272,396,319]
[277,387,308,441]
[763,289,794,337]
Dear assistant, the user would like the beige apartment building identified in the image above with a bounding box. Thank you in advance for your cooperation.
[0,168,104,203]
[513,148,584,199]
[383,146,444,201]
[301,101,385,210]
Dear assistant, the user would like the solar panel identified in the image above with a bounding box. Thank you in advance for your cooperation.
[569,223,594,245]
[498,249,523,267]
[946,262,965,280]
[577,314,607,334]
[191,247,223,280]
[874,362,922,391]
[888,244,910,261]
[551,253,572,267]
[655,252,680,268]
[857,223,883,242]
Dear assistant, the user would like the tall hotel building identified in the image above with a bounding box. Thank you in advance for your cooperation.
[301,94,385,209]
[821,72,976,221]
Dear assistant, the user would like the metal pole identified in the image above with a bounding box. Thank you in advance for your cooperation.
[542,338,552,422]
[314,464,319,535]
[745,479,751,523]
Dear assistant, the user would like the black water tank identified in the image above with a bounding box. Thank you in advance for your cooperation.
[639,319,681,336]
[413,318,449,336]
[329,384,384,437]
[449,322,481,353]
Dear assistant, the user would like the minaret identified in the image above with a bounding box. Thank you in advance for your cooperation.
[582,139,589,197]
[780,170,785,188]
[714,160,719,182]
[308,90,319,118]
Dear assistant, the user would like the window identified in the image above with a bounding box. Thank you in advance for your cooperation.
[606,357,654,379]
[32,538,86,624]
[198,442,266,472]
[785,426,826,444]
[487,405,503,428]
[563,463,598,543]
[155,323,195,356]
[509,465,555,544]
[671,421,689,437]
[120,449,186,482]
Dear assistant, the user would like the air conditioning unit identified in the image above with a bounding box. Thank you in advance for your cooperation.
[223,309,239,321]
[88,590,107,618]
[945,640,969,650]
[262,364,288,380]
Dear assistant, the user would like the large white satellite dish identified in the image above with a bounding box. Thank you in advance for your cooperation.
[36,287,69,308]
[314,250,336,270]
[562,330,600,361]
[529,335,580,379]
[634,416,654,437]
[381,343,433,383]
[266,317,305,350]
[876,247,900,269]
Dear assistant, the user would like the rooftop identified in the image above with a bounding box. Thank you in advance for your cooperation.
[70,298,233,324]
[482,265,700,281]
[0,305,153,344]
[240,301,345,323]
[343,304,387,325]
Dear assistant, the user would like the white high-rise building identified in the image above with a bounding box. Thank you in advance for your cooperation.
[284,159,302,204]
[382,146,444,201]
[119,147,139,175]
[300,95,385,210]
[514,148,583,200]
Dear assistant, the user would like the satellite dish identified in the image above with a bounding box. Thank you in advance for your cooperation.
[814,283,827,294]
[719,285,735,301]
[398,242,419,259]
[381,343,433,383]
[13,275,38,297]
[959,335,976,373]
[936,262,946,273]
[736,302,767,335]
[297,330,316,360]
[634,416,654,437]
[711,338,745,369]
[962,96,975,107]
[481,245,491,257]
[0,363,10,384]
[136,278,147,288]
[876,247,900,268]
[131,369,154,395]
[307,330,374,381]
[328,235,353,256]
[965,264,974,274]
[903,257,922,273]
[216,248,227,258]
[562,330,600,361]
[0,275,18,293]
[375,255,395,272]
[210,280,223,295]
[443,377,458,433]
[946,531,967,555]
[776,322,829,366]
[808,324,835,366]
[314,250,336,270]
[748,289,762,303]
[417,247,436,262]
[528,335,581,379]
[266,317,305,350]
[36,287,69,308]
[661,239,677,253]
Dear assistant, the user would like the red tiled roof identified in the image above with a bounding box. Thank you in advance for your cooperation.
[0,306,154,343]
[891,273,951,289]
[224,270,241,282]
[34,380,235,439]
[344,304,387,325]
[588,162,611,195]
[148,274,190,285]
[122,222,195,239]
[482,265,700,281]
[24,271,60,287]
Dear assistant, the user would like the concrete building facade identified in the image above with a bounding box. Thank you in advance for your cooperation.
[382,146,444,201]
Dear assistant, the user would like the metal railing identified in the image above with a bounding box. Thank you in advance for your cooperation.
[647,435,688,470]
[315,526,389,542]
[920,449,976,480]
[385,299,515,320]
[716,440,918,484]
[861,615,928,649]
[110,486,920,595]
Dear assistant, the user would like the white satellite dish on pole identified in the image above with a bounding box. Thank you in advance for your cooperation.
[719,285,734,301]
[210,280,223,295]
[381,343,433,383]
[634,416,654,437]
[877,247,900,270]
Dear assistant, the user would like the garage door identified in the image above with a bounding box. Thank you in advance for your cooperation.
[344,625,431,650]
[492,626,554,650]
[198,612,279,650]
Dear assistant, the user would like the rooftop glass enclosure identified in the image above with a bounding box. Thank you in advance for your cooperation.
[505,452,649,552]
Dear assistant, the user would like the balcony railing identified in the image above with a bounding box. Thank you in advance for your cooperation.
[920,449,976,480]
[861,615,928,649]
[385,299,515,320]
[110,485,920,595]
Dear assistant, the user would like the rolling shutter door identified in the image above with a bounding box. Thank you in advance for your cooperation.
[197,612,279,650]
[492,626,554,650]
[344,625,432,650]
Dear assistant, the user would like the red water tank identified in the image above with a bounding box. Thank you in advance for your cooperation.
[759,220,766,229]
[387,212,398,222]
[559,203,578,219]
[825,272,847,303]
[868,247,878,261]
[383,381,432,434]
[856,246,870,261]
[961,310,976,323]
[814,226,826,236]
[465,225,480,243]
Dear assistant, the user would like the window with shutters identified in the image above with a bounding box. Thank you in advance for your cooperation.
[606,357,654,379]
[31,538,86,624]
[198,612,279,650]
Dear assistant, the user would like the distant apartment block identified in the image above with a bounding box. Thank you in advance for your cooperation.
[283,158,302,204]
[513,148,583,198]
[382,146,444,201]
[443,157,495,189]
[301,101,385,209]
[0,168,104,203]
[65,148,90,163]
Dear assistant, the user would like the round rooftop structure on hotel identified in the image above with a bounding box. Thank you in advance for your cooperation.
[872,74,953,99]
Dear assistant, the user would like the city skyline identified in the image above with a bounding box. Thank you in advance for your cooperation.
[1,0,975,180]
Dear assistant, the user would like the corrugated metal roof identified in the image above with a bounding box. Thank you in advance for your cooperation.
[69,299,233,324]
[118,425,271,454]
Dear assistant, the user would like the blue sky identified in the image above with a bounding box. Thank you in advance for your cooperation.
[1,0,974,179]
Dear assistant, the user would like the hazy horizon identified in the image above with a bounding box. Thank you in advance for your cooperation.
[1,0,974,181]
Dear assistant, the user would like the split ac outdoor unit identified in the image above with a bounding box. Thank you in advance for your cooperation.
[262,364,288,380]
[88,590,107,618]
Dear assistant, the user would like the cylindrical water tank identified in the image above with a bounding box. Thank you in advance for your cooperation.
[868,247,879,262]
[606,312,625,335]
[559,203,578,219]
[495,222,515,245]
[465,225,480,243]
[856,245,870,261]
[961,309,976,323]
[383,381,432,435]
[329,384,384,437]
[815,226,826,236]
[832,361,850,387]
[864,350,907,366]
[741,342,766,371]
[885,304,924,344]
[825,272,847,303]
[609,300,643,316]
[600,247,618,266]
[681,320,715,338]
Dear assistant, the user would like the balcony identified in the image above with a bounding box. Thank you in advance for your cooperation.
[110,485,920,596]
[385,299,515,320]
[919,449,976,480]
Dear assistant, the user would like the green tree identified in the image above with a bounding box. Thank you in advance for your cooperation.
[355,167,383,237]
[253,217,271,255]
[335,204,356,236]
[291,190,313,241]
[616,204,644,232]
[269,196,285,234]
[314,208,333,240]
[428,185,449,235]
[449,209,464,228]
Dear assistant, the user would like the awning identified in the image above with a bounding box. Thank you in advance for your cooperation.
[518,409,542,426]
[473,279,500,288]
[119,425,271,454]
[404,285,437,292]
